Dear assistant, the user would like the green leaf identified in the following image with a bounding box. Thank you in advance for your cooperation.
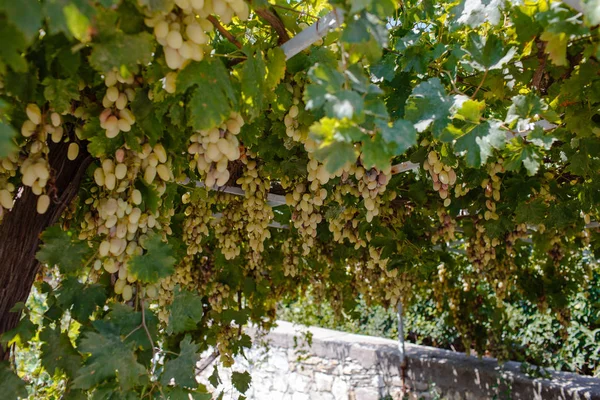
[232,371,252,394]
[380,119,417,156]
[265,48,287,90]
[515,199,547,225]
[0,0,42,44]
[168,287,204,335]
[239,49,267,121]
[504,141,541,176]
[40,327,82,378]
[463,32,516,71]
[130,88,162,145]
[314,141,358,174]
[42,77,80,114]
[455,120,506,167]
[323,90,364,120]
[137,0,174,14]
[163,388,212,400]
[404,78,453,139]
[89,32,155,75]
[505,94,548,128]
[37,226,92,275]
[540,30,568,66]
[129,233,176,284]
[1,315,36,349]
[178,60,237,130]
[72,323,147,391]
[0,361,27,399]
[56,277,107,323]
[583,0,600,25]
[135,179,160,214]
[160,335,200,387]
[527,126,556,150]
[63,3,91,41]
[451,0,503,27]
[0,19,28,73]
[0,121,17,158]
[362,134,392,170]
[105,303,158,351]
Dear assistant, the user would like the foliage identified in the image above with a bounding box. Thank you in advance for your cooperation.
[0,0,599,398]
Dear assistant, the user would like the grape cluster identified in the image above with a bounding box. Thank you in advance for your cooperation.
[99,70,137,139]
[481,161,503,221]
[285,181,325,255]
[145,0,249,70]
[82,145,174,301]
[237,156,273,268]
[182,190,215,256]
[282,237,301,277]
[188,112,243,187]
[213,193,244,260]
[466,220,498,270]
[355,165,392,222]
[431,209,457,244]
[423,150,457,207]
[0,152,18,217]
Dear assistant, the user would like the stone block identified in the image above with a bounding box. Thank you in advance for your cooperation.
[292,392,310,400]
[332,376,349,400]
[315,372,334,391]
[354,387,380,400]
[288,372,311,393]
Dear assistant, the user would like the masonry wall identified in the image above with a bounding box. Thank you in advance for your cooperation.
[198,321,600,400]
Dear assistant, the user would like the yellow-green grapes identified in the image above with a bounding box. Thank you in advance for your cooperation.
[188,112,243,187]
[423,150,457,207]
[144,0,249,71]
[237,156,273,269]
[99,70,137,139]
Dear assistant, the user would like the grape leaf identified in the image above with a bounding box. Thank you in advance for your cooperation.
[0,362,27,399]
[404,78,454,139]
[129,233,176,284]
[37,226,92,275]
[0,19,28,73]
[42,77,80,114]
[178,60,237,130]
[160,336,200,387]
[137,0,174,14]
[451,0,503,27]
[583,0,600,25]
[265,47,286,90]
[455,120,506,167]
[163,388,212,400]
[232,371,252,394]
[515,199,547,225]
[43,0,94,40]
[0,315,36,349]
[463,33,516,71]
[40,326,82,378]
[504,140,542,176]
[540,30,568,66]
[0,121,17,158]
[72,322,147,391]
[323,90,364,120]
[56,277,107,323]
[361,134,392,170]
[130,88,162,145]
[0,0,42,44]
[379,119,417,156]
[168,287,204,335]
[239,49,267,121]
[314,141,358,174]
[105,303,158,351]
[89,32,155,75]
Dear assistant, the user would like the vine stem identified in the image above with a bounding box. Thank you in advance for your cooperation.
[208,16,242,49]
[271,3,319,19]
[472,69,488,98]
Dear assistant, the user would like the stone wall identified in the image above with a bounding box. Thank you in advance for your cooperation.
[198,321,600,400]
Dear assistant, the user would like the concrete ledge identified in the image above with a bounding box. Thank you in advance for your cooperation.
[256,321,600,400]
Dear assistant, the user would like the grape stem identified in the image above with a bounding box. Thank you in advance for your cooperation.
[207,16,242,49]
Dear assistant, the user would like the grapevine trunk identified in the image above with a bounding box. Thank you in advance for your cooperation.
[0,142,91,360]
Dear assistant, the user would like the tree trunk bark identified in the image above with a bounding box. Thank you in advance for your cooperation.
[0,141,91,360]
